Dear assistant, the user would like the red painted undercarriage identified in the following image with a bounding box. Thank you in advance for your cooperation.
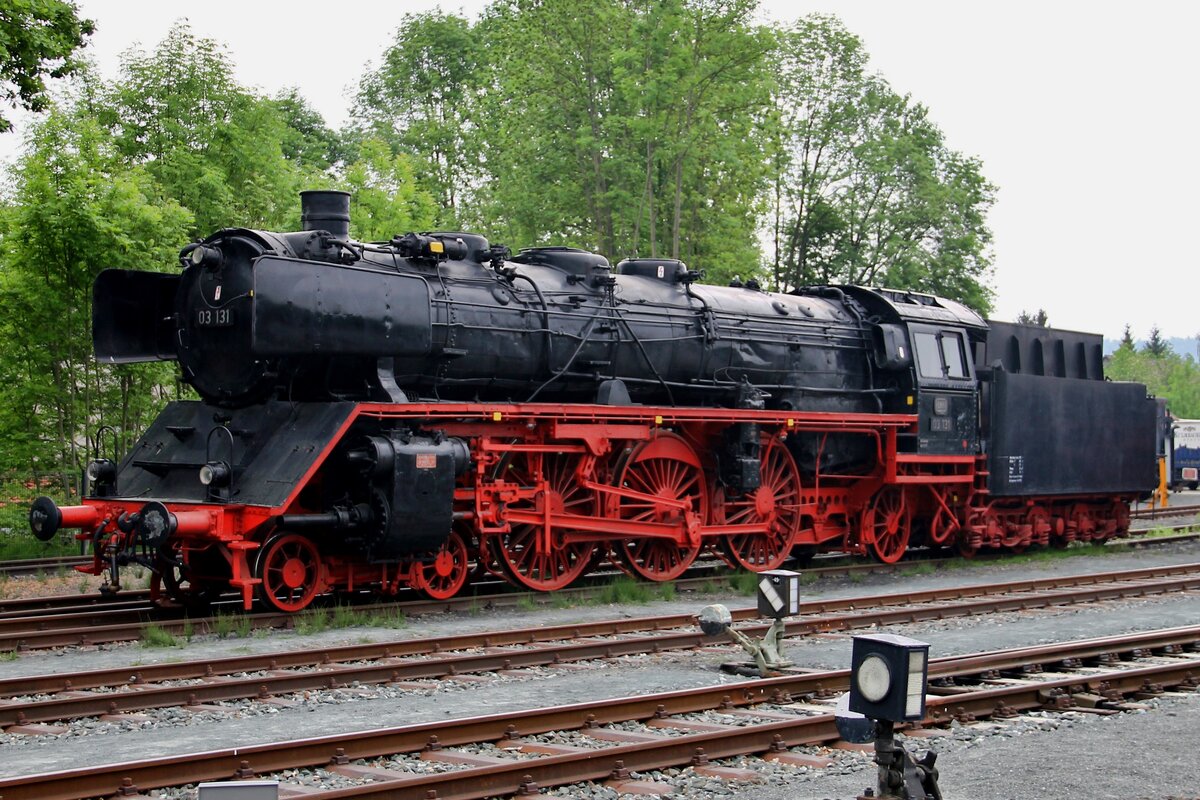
[51,402,1135,612]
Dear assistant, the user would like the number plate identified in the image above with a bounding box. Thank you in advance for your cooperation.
[196,308,235,328]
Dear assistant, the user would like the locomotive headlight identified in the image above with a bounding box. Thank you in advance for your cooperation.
[199,460,231,487]
[190,244,223,270]
[86,459,117,485]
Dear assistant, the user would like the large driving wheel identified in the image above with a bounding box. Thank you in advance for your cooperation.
[716,439,802,571]
[487,451,597,591]
[613,434,706,581]
[863,487,911,564]
[411,529,470,600]
[255,533,324,612]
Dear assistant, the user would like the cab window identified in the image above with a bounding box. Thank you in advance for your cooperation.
[913,329,971,381]
[941,332,967,378]
[914,332,943,379]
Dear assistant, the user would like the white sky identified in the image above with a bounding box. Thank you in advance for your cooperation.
[3,0,1196,341]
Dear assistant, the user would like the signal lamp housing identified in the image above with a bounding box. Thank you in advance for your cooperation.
[848,633,930,722]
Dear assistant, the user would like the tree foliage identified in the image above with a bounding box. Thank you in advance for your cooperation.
[341,137,438,241]
[102,23,309,235]
[354,12,483,225]
[1108,332,1200,419]
[0,0,93,131]
[0,107,190,480]
[1143,325,1171,357]
[766,16,994,308]
[1016,309,1048,326]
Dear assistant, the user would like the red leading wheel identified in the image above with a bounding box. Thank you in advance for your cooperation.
[716,439,802,572]
[614,434,706,582]
[863,487,912,564]
[255,533,324,612]
[487,452,597,591]
[412,529,470,600]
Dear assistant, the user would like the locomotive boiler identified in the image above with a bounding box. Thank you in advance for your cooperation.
[30,191,1160,612]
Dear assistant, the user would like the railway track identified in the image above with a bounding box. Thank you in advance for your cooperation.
[1131,501,1200,520]
[2,625,1196,800]
[2,562,1200,725]
[0,555,88,579]
[4,538,1200,651]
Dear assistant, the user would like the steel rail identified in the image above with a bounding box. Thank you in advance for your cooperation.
[3,566,1200,726]
[1132,502,1200,520]
[2,558,1199,653]
[0,555,88,578]
[1,628,1197,800]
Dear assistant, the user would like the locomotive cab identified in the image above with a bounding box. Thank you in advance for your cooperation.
[908,324,978,454]
[842,287,986,455]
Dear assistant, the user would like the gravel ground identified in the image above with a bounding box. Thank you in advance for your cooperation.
[3,541,1200,799]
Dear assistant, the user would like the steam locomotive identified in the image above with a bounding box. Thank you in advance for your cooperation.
[29,191,1158,612]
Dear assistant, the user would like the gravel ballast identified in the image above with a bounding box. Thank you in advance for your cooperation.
[2,541,1200,799]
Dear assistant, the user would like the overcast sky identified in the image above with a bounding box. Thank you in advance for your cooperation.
[4,0,1196,342]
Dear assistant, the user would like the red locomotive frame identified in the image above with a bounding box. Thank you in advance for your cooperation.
[54,401,1135,611]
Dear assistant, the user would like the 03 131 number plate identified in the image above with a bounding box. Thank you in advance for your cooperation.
[196,308,235,327]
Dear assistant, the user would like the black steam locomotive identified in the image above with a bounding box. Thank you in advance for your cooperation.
[30,191,1158,611]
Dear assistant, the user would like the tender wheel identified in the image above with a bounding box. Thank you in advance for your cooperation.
[255,533,324,612]
[716,439,802,572]
[411,529,470,600]
[488,451,597,591]
[614,434,706,581]
[863,487,911,564]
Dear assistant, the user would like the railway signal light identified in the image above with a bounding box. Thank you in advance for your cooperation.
[756,569,801,619]
[847,633,943,800]
[849,633,930,722]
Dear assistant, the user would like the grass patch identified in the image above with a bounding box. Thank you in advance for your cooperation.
[364,607,408,629]
[656,582,676,602]
[212,611,252,639]
[294,608,331,635]
[728,570,760,596]
[0,532,79,561]
[550,593,575,609]
[898,562,935,578]
[294,604,408,634]
[140,624,181,648]
[515,595,538,612]
[593,576,656,604]
[0,650,18,662]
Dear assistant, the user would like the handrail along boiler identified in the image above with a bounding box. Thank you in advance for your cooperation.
[29,191,1158,611]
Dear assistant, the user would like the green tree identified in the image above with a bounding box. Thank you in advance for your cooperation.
[1118,323,1136,351]
[766,15,994,310]
[0,0,94,131]
[0,106,190,481]
[103,22,302,235]
[469,0,771,280]
[340,137,438,241]
[354,12,483,225]
[1144,325,1171,357]
[1016,309,1048,326]
[1108,342,1200,419]
[271,87,345,172]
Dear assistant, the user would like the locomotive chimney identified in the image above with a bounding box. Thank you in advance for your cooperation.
[300,190,351,240]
